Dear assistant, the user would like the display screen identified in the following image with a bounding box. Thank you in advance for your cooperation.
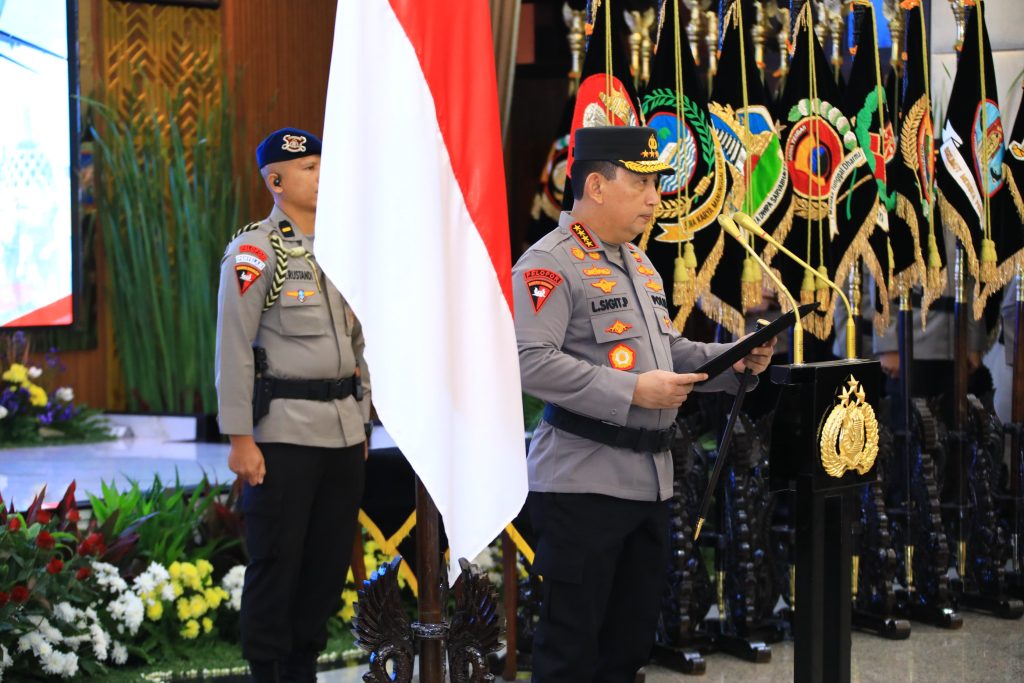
[0,0,77,327]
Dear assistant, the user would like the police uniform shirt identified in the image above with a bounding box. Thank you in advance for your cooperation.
[215,205,371,447]
[514,211,750,502]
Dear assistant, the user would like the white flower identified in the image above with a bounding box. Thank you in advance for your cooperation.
[55,387,74,402]
[133,562,169,596]
[160,582,176,602]
[0,405,8,420]
[107,592,144,636]
[53,602,81,625]
[40,649,78,677]
[0,643,12,672]
[111,641,128,666]
[27,366,42,379]
[221,565,247,611]
[89,622,110,662]
[92,561,128,593]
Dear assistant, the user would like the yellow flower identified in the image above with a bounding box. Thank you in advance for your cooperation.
[190,594,209,618]
[169,562,182,581]
[176,597,192,621]
[2,364,27,384]
[339,601,355,623]
[172,581,183,598]
[204,587,226,610]
[180,619,200,640]
[202,617,213,634]
[28,384,48,407]
[196,559,214,580]
[181,563,201,591]
[146,600,164,621]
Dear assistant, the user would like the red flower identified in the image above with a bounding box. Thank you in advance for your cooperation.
[7,518,20,532]
[78,532,106,557]
[75,567,91,580]
[0,591,8,606]
[36,531,55,550]
[10,585,29,603]
[37,510,51,524]
[46,557,64,574]
[66,508,80,523]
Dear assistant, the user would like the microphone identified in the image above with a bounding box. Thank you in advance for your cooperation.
[718,215,805,365]
[732,211,857,360]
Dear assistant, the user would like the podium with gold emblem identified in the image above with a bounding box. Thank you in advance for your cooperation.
[769,359,882,683]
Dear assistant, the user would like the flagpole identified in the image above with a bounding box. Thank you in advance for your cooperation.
[415,478,445,682]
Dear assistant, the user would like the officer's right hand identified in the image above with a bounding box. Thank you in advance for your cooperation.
[632,370,708,409]
[228,435,266,486]
[879,351,899,379]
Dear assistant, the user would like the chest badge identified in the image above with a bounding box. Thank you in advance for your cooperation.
[608,343,636,371]
[570,247,585,260]
[605,320,633,335]
[286,289,316,303]
[588,253,602,261]
[644,279,663,292]
[583,265,612,276]
[631,252,643,263]
[637,265,655,276]
[590,278,617,294]
[524,268,565,314]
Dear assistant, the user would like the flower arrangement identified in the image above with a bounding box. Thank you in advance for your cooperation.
[0,332,111,447]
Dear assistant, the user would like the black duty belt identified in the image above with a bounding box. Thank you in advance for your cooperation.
[543,404,677,453]
[267,375,362,402]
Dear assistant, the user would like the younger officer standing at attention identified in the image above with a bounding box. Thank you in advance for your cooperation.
[215,128,372,683]
[513,126,775,682]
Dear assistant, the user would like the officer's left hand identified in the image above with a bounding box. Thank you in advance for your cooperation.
[733,334,777,375]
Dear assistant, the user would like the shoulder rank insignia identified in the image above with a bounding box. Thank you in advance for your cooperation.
[819,376,879,478]
[637,265,655,276]
[605,320,633,335]
[569,222,599,251]
[608,343,636,371]
[524,268,565,314]
[644,279,663,292]
[286,289,316,303]
[583,265,612,276]
[590,278,617,294]
[278,221,296,238]
[570,247,586,260]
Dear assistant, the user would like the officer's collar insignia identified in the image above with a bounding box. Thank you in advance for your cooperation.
[605,320,633,335]
[285,289,316,303]
[663,315,673,330]
[588,252,601,261]
[590,278,617,294]
[279,221,296,238]
[644,279,663,292]
[570,247,586,261]
[583,265,611,276]
[281,135,307,153]
[637,265,655,276]
[524,268,564,314]
[569,222,599,251]
[608,343,636,371]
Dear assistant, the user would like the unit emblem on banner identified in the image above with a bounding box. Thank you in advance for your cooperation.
[819,376,879,478]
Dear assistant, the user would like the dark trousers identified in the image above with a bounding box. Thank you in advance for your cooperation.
[528,492,670,683]
[240,442,365,662]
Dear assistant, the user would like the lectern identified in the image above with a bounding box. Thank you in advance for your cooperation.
[769,358,883,683]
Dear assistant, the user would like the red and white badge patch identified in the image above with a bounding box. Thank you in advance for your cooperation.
[608,343,636,371]
[524,268,564,314]
[234,245,268,295]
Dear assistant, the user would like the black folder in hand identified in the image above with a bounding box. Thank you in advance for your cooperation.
[693,302,818,380]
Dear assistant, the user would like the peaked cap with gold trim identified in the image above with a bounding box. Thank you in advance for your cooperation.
[572,126,675,175]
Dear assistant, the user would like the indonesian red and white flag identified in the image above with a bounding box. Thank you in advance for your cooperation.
[317,0,527,581]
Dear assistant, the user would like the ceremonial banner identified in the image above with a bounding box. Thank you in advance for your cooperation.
[318,0,527,582]
[935,0,1018,319]
[639,0,726,329]
[887,2,934,316]
[841,0,892,332]
[706,0,791,336]
[563,0,643,210]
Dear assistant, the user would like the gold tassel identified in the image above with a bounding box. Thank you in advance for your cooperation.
[815,265,830,307]
[672,255,690,307]
[980,237,998,284]
[800,268,816,305]
[927,232,943,290]
[741,256,763,310]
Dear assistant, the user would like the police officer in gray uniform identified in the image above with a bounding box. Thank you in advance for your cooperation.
[513,126,775,682]
[215,128,372,683]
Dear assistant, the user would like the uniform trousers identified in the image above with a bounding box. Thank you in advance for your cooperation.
[528,491,670,683]
[240,442,365,662]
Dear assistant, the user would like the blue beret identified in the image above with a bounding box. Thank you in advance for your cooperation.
[256,128,322,169]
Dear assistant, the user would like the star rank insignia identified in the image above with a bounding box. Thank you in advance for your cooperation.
[608,343,636,370]
[590,278,617,294]
[605,320,633,335]
[524,268,564,314]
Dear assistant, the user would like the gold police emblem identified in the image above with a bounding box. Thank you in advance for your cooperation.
[819,376,879,478]
[642,134,659,159]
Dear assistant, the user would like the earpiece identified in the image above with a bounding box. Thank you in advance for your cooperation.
[273,176,281,187]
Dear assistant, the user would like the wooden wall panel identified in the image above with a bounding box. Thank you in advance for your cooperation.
[222,0,338,220]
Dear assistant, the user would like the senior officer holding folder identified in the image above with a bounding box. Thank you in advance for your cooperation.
[513,125,776,682]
